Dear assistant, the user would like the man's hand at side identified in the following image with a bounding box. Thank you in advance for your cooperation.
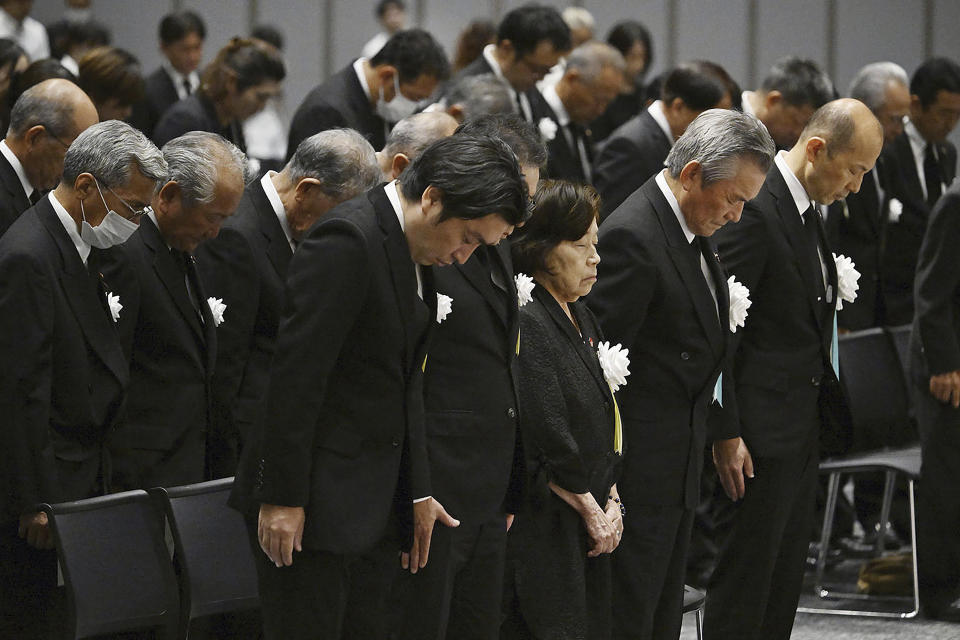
[258,504,305,567]
[713,437,755,501]
[401,497,459,574]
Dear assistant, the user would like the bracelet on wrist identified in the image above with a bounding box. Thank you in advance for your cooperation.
[609,495,626,517]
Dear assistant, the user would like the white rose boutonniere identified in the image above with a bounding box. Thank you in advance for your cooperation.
[207,297,226,326]
[515,272,535,307]
[436,293,453,323]
[597,341,631,393]
[538,117,558,142]
[726,275,752,333]
[106,292,122,323]
[833,253,860,310]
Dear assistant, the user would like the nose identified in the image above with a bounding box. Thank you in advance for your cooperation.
[588,246,600,265]
[728,202,745,223]
[849,172,865,194]
[452,244,478,264]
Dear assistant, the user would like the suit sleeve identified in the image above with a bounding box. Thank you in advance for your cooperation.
[256,219,370,507]
[915,190,960,375]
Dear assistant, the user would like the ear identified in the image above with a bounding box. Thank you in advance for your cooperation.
[73,172,97,201]
[390,153,410,180]
[564,67,582,85]
[376,64,398,98]
[805,136,826,164]
[155,180,182,212]
[293,177,322,200]
[666,97,685,114]
[678,161,702,191]
[910,94,923,114]
[23,124,46,148]
[499,39,516,61]
[446,103,465,122]
[421,184,442,216]
[764,90,783,111]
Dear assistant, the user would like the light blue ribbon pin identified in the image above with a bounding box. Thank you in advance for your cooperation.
[830,311,839,377]
[713,372,723,407]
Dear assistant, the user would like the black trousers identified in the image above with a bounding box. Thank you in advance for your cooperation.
[247,521,398,640]
[394,515,507,640]
[703,445,818,640]
[611,504,694,640]
[0,521,62,639]
[915,387,960,611]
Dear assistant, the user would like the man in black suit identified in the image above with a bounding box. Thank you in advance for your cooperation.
[881,57,960,326]
[235,135,528,640]
[589,110,774,640]
[377,111,459,182]
[593,61,735,219]
[0,120,166,640]
[450,4,570,125]
[102,132,246,491]
[287,29,448,159]
[911,180,960,621]
[0,78,98,237]
[129,10,205,138]
[705,100,882,640]
[537,42,624,184]
[199,129,380,480]
[394,114,546,640]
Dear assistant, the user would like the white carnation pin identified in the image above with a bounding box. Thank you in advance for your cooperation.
[597,341,631,393]
[515,273,535,307]
[726,275,752,333]
[436,293,453,323]
[833,253,860,310]
[537,117,558,142]
[106,292,122,322]
[207,297,226,326]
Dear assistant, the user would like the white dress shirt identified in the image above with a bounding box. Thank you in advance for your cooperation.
[775,150,828,290]
[647,100,675,146]
[0,9,49,61]
[361,32,389,59]
[0,139,34,198]
[261,171,296,253]
[164,64,200,101]
[904,117,946,202]
[50,192,90,265]
[60,54,79,76]
[482,44,532,123]
[741,90,756,118]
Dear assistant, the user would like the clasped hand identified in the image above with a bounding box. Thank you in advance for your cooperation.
[929,371,960,407]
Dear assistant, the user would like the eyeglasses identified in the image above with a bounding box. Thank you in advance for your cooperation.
[99,179,153,221]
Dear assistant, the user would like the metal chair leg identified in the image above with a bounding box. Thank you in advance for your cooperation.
[875,469,897,557]
[696,607,703,640]
[906,479,920,619]
[814,472,842,594]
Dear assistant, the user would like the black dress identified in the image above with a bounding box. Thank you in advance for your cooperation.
[504,284,622,640]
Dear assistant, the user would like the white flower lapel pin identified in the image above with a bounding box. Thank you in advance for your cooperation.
[207,297,226,326]
[538,117,558,142]
[726,275,752,333]
[436,293,453,323]
[106,292,122,323]
[515,273,535,307]
[833,253,860,310]
[597,341,631,393]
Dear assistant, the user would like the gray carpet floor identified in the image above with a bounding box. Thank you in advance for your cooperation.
[679,612,960,639]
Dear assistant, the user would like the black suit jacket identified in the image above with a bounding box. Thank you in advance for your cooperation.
[130,67,180,139]
[232,185,435,554]
[197,179,292,483]
[534,96,593,184]
[452,54,544,126]
[287,63,387,161]
[0,149,31,238]
[881,131,958,325]
[593,109,672,220]
[589,177,737,508]
[713,165,850,458]
[99,216,217,487]
[423,243,522,525]
[0,198,127,523]
[152,92,246,151]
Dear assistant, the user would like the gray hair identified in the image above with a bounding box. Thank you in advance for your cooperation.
[562,7,595,32]
[446,74,516,120]
[8,85,73,139]
[564,41,625,81]
[286,128,380,199]
[383,112,456,162]
[847,61,909,114]
[161,132,248,206]
[62,120,167,188]
[666,109,775,186]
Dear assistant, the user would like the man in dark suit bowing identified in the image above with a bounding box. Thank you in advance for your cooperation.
[394,114,546,640]
[705,100,883,640]
[101,132,247,491]
[235,135,528,640]
[287,29,448,158]
[198,129,381,480]
[0,78,98,237]
[589,110,774,640]
[0,120,166,639]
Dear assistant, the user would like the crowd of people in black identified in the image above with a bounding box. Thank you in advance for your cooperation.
[1,0,960,639]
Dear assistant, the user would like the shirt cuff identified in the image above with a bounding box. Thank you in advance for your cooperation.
[413,495,432,504]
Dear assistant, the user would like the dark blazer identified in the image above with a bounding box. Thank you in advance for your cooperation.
[197,179,293,483]
[423,243,522,525]
[589,177,737,509]
[593,108,672,220]
[99,215,217,488]
[232,185,434,554]
[713,164,850,458]
[152,92,246,151]
[507,286,620,639]
[130,67,180,139]
[287,62,386,161]
[0,149,31,238]
[0,198,127,523]
[591,88,646,143]
[881,131,958,325]
[535,97,594,185]
[452,54,543,125]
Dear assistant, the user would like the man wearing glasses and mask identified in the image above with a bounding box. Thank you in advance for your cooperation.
[0,120,167,639]
[100,131,246,493]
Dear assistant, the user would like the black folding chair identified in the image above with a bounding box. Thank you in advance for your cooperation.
[40,490,179,639]
[682,584,705,639]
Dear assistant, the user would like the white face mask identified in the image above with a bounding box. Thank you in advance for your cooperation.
[375,72,420,123]
[78,180,139,249]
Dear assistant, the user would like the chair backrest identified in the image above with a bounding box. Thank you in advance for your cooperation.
[150,477,259,629]
[885,324,912,384]
[839,327,911,452]
[41,490,179,640]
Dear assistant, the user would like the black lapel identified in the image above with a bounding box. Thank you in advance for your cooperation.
[343,63,387,148]
[494,241,519,336]
[0,152,29,212]
[141,216,205,341]
[187,254,217,373]
[250,180,293,278]
[373,186,418,368]
[813,208,839,338]
[452,247,510,328]
[36,202,127,384]
[893,133,925,207]
[701,236,729,356]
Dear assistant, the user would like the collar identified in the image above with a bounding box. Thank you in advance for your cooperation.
[146,209,173,251]
[741,90,756,117]
[50,191,90,264]
[647,100,674,145]
[0,9,20,31]
[60,54,79,76]
[655,170,695,244]
[384,179,405,233]
[164,63,199,100]
[0,139,34,197]
[262,171,295,250]
[353,57,373,101]
[542,83,570,127]
[904,117,931,161]
[775,150,814,215]
[482,44,506,81]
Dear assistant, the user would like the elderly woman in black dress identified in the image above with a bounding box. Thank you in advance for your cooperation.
[503,180,625,640]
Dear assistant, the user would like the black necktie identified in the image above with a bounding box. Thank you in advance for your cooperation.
[171,248,202,315]
[803,206,826,301]
[568,124,591,181]
[515,91,527,121]
[860,169,880,223]
[924,144,942,207]
[183,77,193,97]
[28,189,40,205]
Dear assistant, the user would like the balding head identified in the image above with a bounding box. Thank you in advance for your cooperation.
[378,111,459,181]
[848,62,910,144]
[6,79,99,191]
[557,41,626,125]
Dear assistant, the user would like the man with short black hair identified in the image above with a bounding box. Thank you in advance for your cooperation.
[130,10,206,138]
[288,29,449,156]
[0,0,48,61]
